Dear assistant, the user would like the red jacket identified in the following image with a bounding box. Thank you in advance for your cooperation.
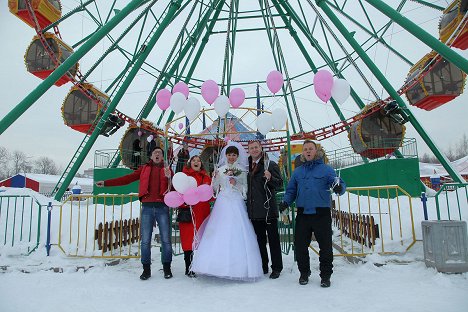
[182,167,212,189]
[179,167,212,251]
[104,161,172,203]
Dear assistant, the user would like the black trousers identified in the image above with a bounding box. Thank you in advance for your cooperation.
[251,219,283,272]
[294,208,333,279]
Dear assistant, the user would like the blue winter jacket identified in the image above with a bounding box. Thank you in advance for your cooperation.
[283,158,346,214]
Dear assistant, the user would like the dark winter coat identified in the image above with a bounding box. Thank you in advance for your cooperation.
[103,161,172,203]
[247,156,283,220]
[179,167,212,251]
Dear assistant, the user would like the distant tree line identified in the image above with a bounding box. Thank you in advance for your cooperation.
[0,146,63,180]
[419,133,468,163]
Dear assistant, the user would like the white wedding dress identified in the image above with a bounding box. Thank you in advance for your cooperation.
[191,162,263,281]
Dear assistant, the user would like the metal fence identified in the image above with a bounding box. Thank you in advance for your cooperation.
[434,183,468,221]
[328,138,418,169]
[0,195,43,254]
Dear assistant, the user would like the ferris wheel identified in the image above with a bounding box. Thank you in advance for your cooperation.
[3,0,468,200]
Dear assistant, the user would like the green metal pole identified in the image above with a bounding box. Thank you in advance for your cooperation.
[273,0,369,164]
[53,0,184,200]
[316,0,466,183]
[0,0,146,135]
[150,0,225,124]
[364,0,468,74]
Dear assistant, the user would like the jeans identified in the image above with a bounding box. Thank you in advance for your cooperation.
[140,202,172,265]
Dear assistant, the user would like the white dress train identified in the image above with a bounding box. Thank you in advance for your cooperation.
[191,163,263,281]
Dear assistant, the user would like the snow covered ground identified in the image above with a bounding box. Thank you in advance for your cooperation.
[1,187,468,312]
[1,243,467,312]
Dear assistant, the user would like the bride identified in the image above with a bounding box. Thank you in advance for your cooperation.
[190,141,263,281]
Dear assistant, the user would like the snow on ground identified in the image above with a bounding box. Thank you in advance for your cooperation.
[1,187,468,312]
[1,243,467,312]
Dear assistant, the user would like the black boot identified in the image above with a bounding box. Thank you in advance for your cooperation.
[299,272,309,285]
[163,262,173,279]
[320,277,331,288]
[184,251,196,278]
[140,264,151,280]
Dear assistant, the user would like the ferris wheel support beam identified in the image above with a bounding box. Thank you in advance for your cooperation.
[364,0,468,74]
[52,0,186,200]
[0,0,148,135]
[317,0,466,183]
[144,0,226,125]
[272,0,367,162]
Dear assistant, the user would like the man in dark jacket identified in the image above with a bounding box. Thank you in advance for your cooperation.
[247,140,283,279]
[281,140,346,287]
[96,147,174,280]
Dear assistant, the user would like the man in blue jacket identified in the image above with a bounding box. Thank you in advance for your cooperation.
[280,140,346,287]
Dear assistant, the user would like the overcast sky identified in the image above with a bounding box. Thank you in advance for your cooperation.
[1,0,467,173]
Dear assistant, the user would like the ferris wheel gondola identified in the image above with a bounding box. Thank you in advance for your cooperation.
[439,0,468,49]
[25,33,78,86]
[8,0,61,29]
[405,51,466,111]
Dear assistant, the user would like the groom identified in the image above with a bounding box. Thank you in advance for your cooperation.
[247,140,283,279]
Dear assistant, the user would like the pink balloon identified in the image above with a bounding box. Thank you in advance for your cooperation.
[313,70,334,102]
[229,88,245,108]
[164,191,184,208]
[156,89,171,110]
[197,184,213,202]
[266,70,284,94]
[178,122,184,129]
[183,187,200,206]
[201,80,219,105]
[172,81,189,98]
[137,131,142,136]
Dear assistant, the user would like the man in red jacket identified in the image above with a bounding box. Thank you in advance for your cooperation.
[96,147,173,280]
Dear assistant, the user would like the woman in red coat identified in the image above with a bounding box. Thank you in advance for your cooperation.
[180,155,211,277]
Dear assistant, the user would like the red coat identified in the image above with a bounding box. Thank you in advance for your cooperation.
[179,167,212,251]
[104,161,172,203]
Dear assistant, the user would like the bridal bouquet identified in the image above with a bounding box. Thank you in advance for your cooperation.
[223,167,242,177]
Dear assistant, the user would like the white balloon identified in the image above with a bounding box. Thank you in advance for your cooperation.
[146,135,154,143]
[185,97,201,121]
[271,108,288,130]
[136,121,141,127]
[186,176,197,190]
[170,92,186,114]
[213,95,230,117]
[256,113,273,135]
[172,172,190,194]
[331,78,351,104]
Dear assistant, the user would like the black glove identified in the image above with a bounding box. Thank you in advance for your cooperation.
[333,184,343,194]
[278,201,289,213]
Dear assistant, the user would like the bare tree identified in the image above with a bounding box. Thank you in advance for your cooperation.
[420,152,431,163]
[0,146,11,180]
[34,156,59,175]
[446,146,456,162]
[455,133,468,159]
[11,150,31,174]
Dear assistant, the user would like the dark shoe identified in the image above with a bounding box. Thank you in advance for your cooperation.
[186,271,196,278]
[269,271,281,279]
[299,273,309,285]
[163,263,173,279]
[263,267,269,274]
[140,264,151,280]
[184,251,193,275]
[320,277,331,288]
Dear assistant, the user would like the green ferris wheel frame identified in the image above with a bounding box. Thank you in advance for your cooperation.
[1,0,467,200]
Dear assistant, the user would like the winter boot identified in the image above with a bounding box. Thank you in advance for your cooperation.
[140,264,151,280]
[184,251,196,278]
[299,272,309,285]
[163,262,173,279]
[320,277,331,288]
